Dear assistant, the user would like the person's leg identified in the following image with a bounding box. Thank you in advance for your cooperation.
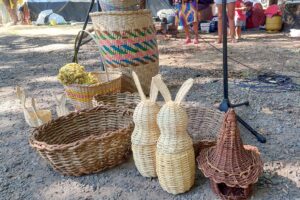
[193,22,199,44]
[217,4,223,43]
[236,26,242,39]
[2,0,18,24]
[184,24,191,44]
[227,2,236,42]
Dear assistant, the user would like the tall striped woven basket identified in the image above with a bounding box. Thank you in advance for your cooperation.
[90,10,159,96]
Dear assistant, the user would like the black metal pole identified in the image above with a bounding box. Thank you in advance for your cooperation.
[72,0,95,63]
[222,0,229,100]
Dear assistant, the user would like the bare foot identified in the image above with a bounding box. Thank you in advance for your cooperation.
[193,38,199,44]
[230,38,237,43]
[185,38,191,44]
[215,39,222,44]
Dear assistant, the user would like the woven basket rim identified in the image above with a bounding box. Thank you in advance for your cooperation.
[90,9,151,16]
[63,71,122,88]
[197,145,263,188]
[29,105,133,151]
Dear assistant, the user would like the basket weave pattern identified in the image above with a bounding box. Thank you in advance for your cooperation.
[154,77,195,194]
[92,93,225,156]
[197,109,263,199]
[90,10,159,95]
[99,0,140,11]
[29,106,134,176]
[64,71,122,110]
[131,72,160,177]
[93,92,140,110]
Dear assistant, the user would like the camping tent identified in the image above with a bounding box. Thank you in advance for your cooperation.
[25,0,173,22]
[146,0,173,16]
[25,0,98,22]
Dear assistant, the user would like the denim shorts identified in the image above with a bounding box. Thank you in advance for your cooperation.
[215,0,236,5]
[235,18,246,27]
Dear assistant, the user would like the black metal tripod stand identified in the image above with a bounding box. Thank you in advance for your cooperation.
[72,0,101,63]
[219,0,266,143]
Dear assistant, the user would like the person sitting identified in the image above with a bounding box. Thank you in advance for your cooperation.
[174,0,199,44]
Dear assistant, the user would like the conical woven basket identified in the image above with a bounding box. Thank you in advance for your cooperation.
[153,77,196,195]
[29,105,134,176]
[131,72,160,177]
[90,9,159,95]
[197,109,263,199]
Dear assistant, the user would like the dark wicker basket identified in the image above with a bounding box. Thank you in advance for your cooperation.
[210,180,253,200]
[29,105,134,176]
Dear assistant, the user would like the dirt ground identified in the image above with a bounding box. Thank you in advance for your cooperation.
[0,25,299,200]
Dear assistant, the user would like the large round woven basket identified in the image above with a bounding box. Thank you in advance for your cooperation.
[64,71,122,110]
[184,103,225,155]
[92,93,225,155]
[90,10,159,95]
[99,0,141,11]
[29,106,134,176]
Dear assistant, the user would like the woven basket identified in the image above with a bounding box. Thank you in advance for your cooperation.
[153,77,196,195]
[64,71,122,110]
[131,72,160,178]
[29,106,134,176]
[184,103,224,156]
[198,109,263,199]
[99,0,141,11]
[90,10,159,95]
[93,92,140,110]
[210,180,253,200]
[92,93,224,156]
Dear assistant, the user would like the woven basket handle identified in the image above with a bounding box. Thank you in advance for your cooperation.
[73,30,110,81]
[30,98,44,126]
[175,78,194,104]
[153,75,172,102]
[16,86,26,108]
[149,74,161,102]
[132,71,146,101]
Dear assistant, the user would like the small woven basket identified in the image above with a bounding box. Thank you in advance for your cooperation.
[64,71,122,110]
[99,0,141,11]
[90,10,159,95]
[67,30,127,110]
[29,106,134,176]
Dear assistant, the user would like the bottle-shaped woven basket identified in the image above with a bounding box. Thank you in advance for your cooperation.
[90,9,159,95]
[153,77,196,194]
[131,72,160,177]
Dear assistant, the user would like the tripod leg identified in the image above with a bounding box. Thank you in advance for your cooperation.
[231,101,250,108]
[72,0,95,62]
[236,115,266,143]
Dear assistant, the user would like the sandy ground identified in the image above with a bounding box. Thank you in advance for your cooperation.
[0,25,300,200]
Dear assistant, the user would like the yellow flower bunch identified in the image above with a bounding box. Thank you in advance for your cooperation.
[57,63,98,85]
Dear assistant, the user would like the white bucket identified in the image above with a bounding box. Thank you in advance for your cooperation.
[200,22,210,33]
